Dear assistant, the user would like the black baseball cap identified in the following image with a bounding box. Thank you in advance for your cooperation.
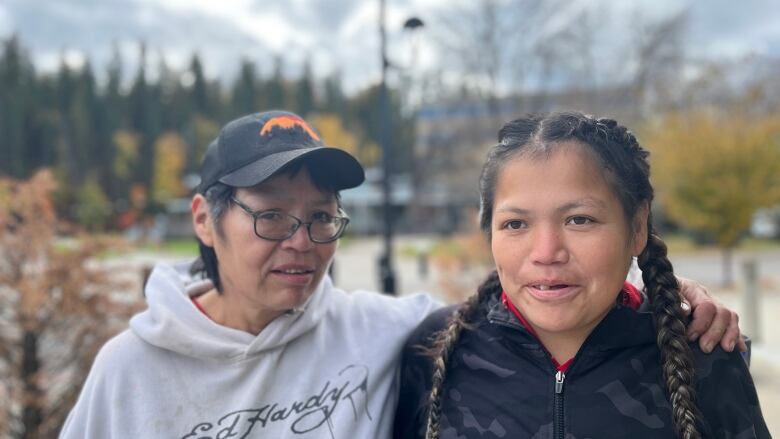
[197,110,365,193]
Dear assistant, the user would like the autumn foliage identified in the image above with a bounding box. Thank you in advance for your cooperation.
[644,111,780,284]
[0,170,143,437]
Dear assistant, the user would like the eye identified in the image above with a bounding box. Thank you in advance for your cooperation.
[566,216,593,226]
[257,211,284,222]
[311,211,335,223]
[503,220,526,230]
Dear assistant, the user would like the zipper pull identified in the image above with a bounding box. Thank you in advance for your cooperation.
[555,370,566,394]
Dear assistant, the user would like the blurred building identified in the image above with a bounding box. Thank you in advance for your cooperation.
[408,86,640,235]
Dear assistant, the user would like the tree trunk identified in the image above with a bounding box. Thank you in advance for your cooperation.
[21,330,42,439]
[722,246,734,287]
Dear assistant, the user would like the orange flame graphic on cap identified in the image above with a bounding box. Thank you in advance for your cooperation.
[260,115,321,141]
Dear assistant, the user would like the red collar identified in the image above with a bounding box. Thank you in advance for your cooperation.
[191,296,213,321]
[501,282,643,372]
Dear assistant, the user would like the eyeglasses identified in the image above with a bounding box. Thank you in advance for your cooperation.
[229,196,349,243]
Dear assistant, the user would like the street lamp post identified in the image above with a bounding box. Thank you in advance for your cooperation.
[378,0,396,294]
[377,1,424,295]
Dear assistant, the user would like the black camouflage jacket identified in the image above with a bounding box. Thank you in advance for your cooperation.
[393,295,771,439]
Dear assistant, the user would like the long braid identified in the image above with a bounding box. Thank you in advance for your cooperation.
[591,116,704,438]
[639,224,703,438]
[424,270,501,439]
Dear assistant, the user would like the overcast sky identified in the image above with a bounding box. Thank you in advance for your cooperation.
[1,0,778,95]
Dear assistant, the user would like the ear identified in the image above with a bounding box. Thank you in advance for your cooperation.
[192,194,215,247]
[631,202,650,257]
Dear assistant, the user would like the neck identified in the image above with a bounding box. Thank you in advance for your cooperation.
[532,310,610,363]
[533,329,591,364]
[197,288,281,335]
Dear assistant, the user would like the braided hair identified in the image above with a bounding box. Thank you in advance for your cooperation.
[423,111,702,439]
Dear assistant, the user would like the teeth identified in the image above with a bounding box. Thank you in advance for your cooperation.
[281,269,308,274]
[534,284,567,290]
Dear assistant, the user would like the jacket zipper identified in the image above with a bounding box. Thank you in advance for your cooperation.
[489,316,571,438]
[554,370,566,439]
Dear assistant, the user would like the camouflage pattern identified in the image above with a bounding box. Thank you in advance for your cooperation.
[393,294,771,439]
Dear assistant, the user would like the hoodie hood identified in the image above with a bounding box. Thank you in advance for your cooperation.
[130,261,332,362]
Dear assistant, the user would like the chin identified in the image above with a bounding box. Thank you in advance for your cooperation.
[528,312,580,333]
[279,287,314,308]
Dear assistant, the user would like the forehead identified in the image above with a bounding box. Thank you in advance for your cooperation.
[495,144,617,207]
[241,168,337,204]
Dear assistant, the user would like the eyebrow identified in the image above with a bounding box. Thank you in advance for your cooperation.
[244,187,335,206]
[495,197,607,215]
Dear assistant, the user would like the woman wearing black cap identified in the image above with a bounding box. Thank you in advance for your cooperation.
[60,111,744,439]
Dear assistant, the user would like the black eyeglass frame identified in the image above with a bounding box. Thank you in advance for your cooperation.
[229,196,349,243]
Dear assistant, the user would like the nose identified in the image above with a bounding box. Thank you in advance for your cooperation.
[529,224,568,265]
[281,223,315,252]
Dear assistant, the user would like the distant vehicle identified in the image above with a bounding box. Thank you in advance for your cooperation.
[751,208,780,239]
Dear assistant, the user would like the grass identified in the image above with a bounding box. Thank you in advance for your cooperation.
[143,239,199,256]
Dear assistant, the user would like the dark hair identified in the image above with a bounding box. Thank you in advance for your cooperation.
[190,159,343,293]
[424,111,702,439]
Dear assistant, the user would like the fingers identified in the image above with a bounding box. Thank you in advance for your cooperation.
[680,300,691,317]
[718,312,741,352]
[675,276,745,354]
[736,335,748,353]
[697,307,733,353]
[686,300,716,342]
[677,276,710,306]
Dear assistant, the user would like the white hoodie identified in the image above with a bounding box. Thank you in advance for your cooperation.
[60,262,439,439]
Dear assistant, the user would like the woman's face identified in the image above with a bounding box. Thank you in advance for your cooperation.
[200,168,339,316]
[491,143,647,341]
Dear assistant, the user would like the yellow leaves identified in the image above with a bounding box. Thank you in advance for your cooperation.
[113,130,139,180]
[193,115,219,162]
[311,113,358,153]
[75,177,111,232]
[644,111,780,247]
[311,113,380,167]
[152,131,187,203]
[360,141,381,168]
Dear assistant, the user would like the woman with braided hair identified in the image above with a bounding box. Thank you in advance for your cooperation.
[393,111,770,439]
[61,110,742,439]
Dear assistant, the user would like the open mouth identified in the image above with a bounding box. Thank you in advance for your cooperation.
[526,282,579,301]
[532,284,571,291]
[271,266,317,285]
[273,268,314,275]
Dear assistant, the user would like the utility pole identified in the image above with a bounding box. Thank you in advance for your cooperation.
[378,0,396,294]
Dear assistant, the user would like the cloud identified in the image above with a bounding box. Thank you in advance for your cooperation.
[1,0,268,81]
[688,0,780,58]
[250,0,364,35]
[2,0,778,95]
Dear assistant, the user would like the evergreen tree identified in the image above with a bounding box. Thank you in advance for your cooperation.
[231,59,259,117]
[264,55,287,110]
[0,35,36,178]
[54,57,82,183]
[348,84,414,175]
[71,61,101,183]
[294,58,315,116]
[127,42,160,193]
[189,54,210,116]
[322,71,346,117]
[100,44,124,198]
